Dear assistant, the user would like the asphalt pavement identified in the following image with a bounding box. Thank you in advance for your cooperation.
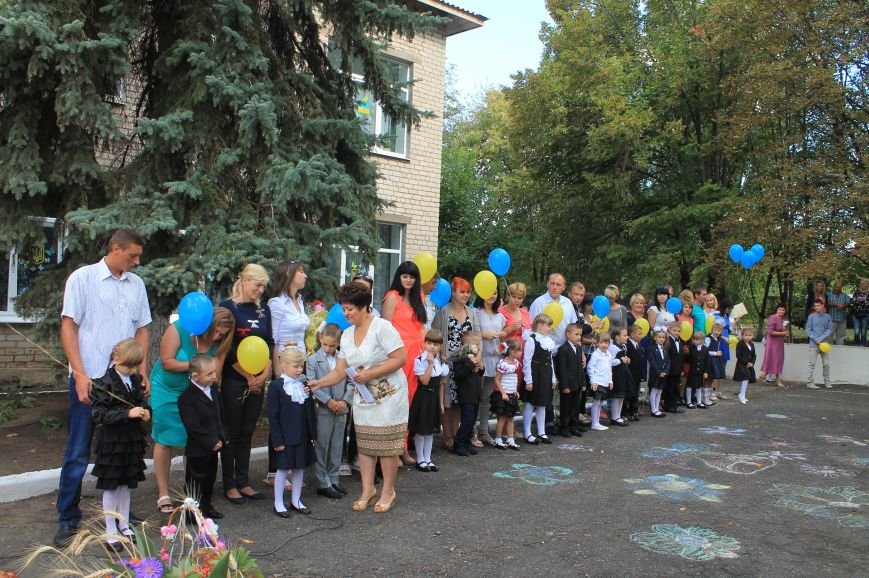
[1,382,866,577]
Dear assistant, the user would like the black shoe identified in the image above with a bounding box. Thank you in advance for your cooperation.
[53,526,77,548]
[686,403,696,409]
[273,507,290,519]
[559,429,572,438]
[239,490,266,501]
[332,483,348,495]
[539,435,553,444]
[106,541,124,553]
[428,463,440,472]
[574,425,589,433]
[415,463,432,472]
[525,435,540,445]
[290,503,311,515]
[613,418,629,427]
[454,446,470,457]
[652,412,666,418]
[466,445,479,455]
[201,508,224,519]
[570,429,584,437]
[128,512,145,524]
[697,403,707,409]
[317,486,343,499]
[224,492,246,505]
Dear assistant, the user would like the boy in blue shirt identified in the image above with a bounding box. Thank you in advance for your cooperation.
[806,300,833,389]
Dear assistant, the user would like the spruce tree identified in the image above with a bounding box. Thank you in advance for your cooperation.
[1,0,442,323]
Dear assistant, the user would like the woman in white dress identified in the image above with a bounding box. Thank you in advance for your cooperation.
[309,283,407,514]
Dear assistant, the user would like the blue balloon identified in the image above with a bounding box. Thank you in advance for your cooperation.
[751,244,765,261]
[728,244,744,263]
[430,278,451,308]
[592,295,610,319]
[325,302,351,330]
[178,291,213,335]
[487,248,511,277]
[665,297,682,315]
[741,250,756,269]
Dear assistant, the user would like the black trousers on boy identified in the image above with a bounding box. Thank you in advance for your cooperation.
[454,403,478,449]
[664,375,681,412]
[186,453,218,511]
[559,389,581,432]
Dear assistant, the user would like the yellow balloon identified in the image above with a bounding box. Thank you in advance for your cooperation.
[680,321,693,341]
[543,302,564,327]
[819,342,831,353]
[635,317,650,338]
[591,315,610,334]
[473,270,497,300]
[412,253,437,283]
[705,316,714,335]
[728,335,738,347]
[237,336,270,375]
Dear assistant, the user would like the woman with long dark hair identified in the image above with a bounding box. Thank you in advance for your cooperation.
[382,261,427,465]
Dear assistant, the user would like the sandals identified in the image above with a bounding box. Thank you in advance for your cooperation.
[157,496,174,514]
[352,491,378,512]
[374,491,397,514]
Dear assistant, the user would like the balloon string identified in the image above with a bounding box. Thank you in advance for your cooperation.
[3,323,135,408]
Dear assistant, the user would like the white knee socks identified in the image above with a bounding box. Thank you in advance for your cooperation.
[103,485,131,542]
[591,399,602,427]
[523,403,534,438]
[738,380,748,401]
[610,398,623,421]
[534,406,546,436]
[274,469,304,511]
[649,389,661,413]
[414,434,434,464]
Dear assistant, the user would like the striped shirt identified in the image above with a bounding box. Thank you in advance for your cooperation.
[61,258,151,379]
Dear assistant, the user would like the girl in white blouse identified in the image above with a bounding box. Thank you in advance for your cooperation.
[269,260,310,357]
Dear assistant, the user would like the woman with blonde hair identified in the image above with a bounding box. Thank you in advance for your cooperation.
[150,306,234,513]
[219,264,277,504]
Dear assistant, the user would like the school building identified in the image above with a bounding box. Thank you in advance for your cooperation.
[0,1,485,385]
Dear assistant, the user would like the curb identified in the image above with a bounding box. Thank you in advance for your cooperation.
[0,447,269,504]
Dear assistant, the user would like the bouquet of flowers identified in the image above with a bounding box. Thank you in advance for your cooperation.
[23,496,263,578]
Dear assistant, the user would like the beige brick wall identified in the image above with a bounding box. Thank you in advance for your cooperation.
[0,326,56,385]
[375,29,445,260]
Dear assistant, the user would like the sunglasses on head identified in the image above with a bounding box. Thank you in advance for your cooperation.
[353,272,372,282]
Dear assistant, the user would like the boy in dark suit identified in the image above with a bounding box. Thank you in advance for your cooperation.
[555,323,585,437]
[452,332,484,457]
[664,321,684,413]
[178,354,227,519]
[624,324,644,421]
[686,331,710,408]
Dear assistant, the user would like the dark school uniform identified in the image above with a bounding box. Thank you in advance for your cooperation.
[267,376,316,470]
[706,335,726,379]
[664,334,683,411]
[452,350,483,451]
[648,342,670,390]
[178,380,228,513]
[686,344,709,390]
[624,339,643,417]
[554,341,584,433]
[733,341,757,383]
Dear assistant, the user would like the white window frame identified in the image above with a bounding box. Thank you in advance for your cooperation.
[333,223,405,305]
[1,218,64,323]
[352,57,411,158]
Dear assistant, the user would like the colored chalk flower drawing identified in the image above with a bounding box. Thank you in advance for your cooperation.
[835,455,869,469]
[640,445,785,475]
[767,484,868,529]
[631,524,741,561]
[799,464,857,478]
[699,426,747,436]
[556,443,594,452]
[493,464,579,486]
[818,435,868,447]
[765,414,788,419]
[625,474,730,502]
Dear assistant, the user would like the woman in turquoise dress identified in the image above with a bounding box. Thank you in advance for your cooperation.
[150,306,234,513]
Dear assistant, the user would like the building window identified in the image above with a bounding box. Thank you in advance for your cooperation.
[328,223,405,307]
[343,55,411,158]
[1,219,63,323]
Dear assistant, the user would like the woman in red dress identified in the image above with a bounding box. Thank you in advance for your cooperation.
[382,261,427,465]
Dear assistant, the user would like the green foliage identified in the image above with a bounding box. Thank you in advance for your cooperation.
[39,415,62,430]
[0,385,37,424]
[1,1,443,332]
[441,0,866,313]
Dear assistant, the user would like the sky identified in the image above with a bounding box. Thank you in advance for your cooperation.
[444,0,553,100]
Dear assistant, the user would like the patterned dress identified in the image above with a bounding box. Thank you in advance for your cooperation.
[339,317,408,457]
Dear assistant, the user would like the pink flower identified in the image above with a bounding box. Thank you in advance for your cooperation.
[159,524,177,539]
[159,548,169,562]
